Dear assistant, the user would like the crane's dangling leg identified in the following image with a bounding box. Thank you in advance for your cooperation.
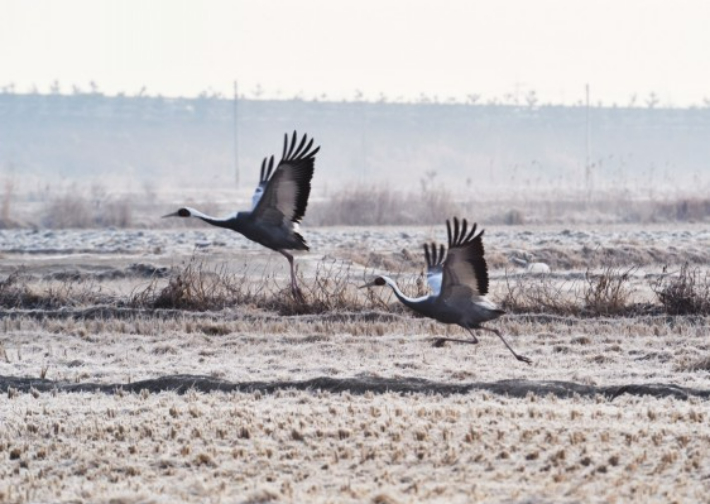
[477,326,532,365]
[279,250,304,303]
[431,332,478,348]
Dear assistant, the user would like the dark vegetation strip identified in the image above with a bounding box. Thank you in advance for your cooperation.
[1,374,707,401]
[2,306,710,329]
[2,259,710,316]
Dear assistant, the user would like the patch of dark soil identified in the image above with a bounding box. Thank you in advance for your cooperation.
[44,263,170,282]
[0,374,707,401]
[0,306,408,325]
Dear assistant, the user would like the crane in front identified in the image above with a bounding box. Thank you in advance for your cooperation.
[361,217,531,364]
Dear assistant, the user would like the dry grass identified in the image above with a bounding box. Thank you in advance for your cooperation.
[677,356,710,373]
[652,264,710,315]
[0,268,108,309]
[125,253,434,317]
[651,198,710,222]
[41,184,133,229]
[502,266,646,317]
[129,256,381,315]
[1,388,708,503]
[307,190,710,227]
[2,256,708,318]
[307,183,462,226]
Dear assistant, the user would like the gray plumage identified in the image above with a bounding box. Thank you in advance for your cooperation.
[363,217,531,364]
[164,131,319,300]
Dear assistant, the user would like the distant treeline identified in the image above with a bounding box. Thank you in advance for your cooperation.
[1,93,710,195]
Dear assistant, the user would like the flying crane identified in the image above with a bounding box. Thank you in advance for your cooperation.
[164,131,320,301]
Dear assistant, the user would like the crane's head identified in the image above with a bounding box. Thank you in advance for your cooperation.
[162,207,192,218]
[359,276,388,289]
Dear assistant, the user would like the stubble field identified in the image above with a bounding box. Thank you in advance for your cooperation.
[1,224,709,503]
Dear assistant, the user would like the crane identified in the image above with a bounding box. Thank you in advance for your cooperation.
[163,131,320,301]
[361,217,531,364]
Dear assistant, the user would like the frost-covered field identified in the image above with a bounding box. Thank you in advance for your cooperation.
[1,224,710,503]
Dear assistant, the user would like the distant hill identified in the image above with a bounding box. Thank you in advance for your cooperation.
[1,93,709,198]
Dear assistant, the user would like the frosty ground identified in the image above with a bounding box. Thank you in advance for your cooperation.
[1,224,709,503]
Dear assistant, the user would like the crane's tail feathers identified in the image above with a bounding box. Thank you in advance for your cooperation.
[293,231,309,251]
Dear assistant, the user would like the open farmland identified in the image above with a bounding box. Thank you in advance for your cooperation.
[1,224,710,503]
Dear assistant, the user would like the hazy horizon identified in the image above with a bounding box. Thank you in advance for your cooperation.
[2,0,710,107]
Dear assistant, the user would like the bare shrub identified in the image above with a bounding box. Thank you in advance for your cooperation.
[502,273,580,316]
[582,266,635,316]
[132,257,257,311]
[502,266,636,317]
[652,264,710,315]
[271,259,370,315]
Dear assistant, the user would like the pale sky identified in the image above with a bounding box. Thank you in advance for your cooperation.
[1,0,709,106]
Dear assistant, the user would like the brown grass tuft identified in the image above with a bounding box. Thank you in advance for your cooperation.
[652,264,710,315]
[582,266,635,316]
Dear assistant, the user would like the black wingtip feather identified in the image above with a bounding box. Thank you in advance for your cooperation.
[293,134,308,158]
[286,131,298,159]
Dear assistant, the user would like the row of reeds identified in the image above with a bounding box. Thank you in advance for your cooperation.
[3,180,710,228]
[1,259,709,317]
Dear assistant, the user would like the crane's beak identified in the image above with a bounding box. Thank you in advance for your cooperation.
[358,281,376,289]
[162,211,179,218]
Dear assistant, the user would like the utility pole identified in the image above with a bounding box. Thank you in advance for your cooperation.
[234,81,239,189]
[585,83,592,201]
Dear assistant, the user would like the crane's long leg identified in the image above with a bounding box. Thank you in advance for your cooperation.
[432,326,532,364]
[278,250,304,303]
[477,327,532,365]
[431,332,479,348]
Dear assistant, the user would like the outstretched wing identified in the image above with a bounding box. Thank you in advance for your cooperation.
[252,131,320,225]
[438,217,489,303]
[423,242,446,296]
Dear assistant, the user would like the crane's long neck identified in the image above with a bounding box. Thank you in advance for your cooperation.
[382,276,428,312]
[187,207,241,231]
